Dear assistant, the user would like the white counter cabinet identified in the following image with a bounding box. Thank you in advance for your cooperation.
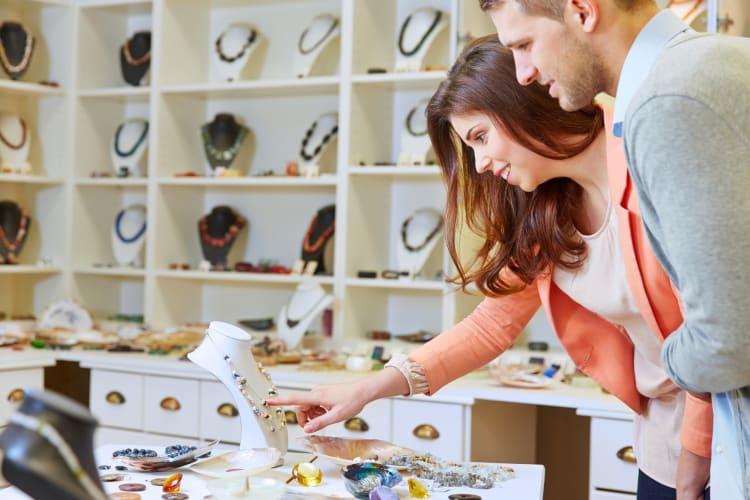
[0,352,55,427]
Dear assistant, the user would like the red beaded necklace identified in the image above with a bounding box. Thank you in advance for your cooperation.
[0,207,28,264]
[302,215,335,254]
[122,38,151,66]
[199,213,246,248]
[0,116,26,150]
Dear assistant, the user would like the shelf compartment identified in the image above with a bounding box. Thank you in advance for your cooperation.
[71,272,145,321]
[0,273,65,320]
[160,77,340,99]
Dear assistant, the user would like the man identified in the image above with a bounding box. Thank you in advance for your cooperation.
[478,0,750,498]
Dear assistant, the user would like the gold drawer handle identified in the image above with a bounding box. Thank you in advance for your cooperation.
[160,397,181,411]
[105,391,125,405]
[413,423,440,440]
[616,445,637,464]
[284,410,299,425]
[217,403,238,418]
[344,417,369,432]
[7,388,24,403]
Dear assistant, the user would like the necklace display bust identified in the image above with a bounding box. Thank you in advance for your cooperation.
[294,13,341,78]
[277,281,333,351]
[300,204,335,275]
[394,7,448,72]
[120,31,151,86]
[0,389,107,500]
[213,23,261,82]
[111,204,147,267]
[299,112,338,171]
[0,113,31,175]
[397,98,432,166]
[0,22,35,80]
[111,118,149,177]
[201,113,249,175]
[187,321,288,456]
[0,200,31,265]
[396,207,444,277]
[198,205,247,268]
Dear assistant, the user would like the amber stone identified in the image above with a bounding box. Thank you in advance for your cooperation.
[292,461,323,486]
[407,477,429,499]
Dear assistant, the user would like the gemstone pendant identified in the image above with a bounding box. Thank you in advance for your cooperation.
[292,461,323,486]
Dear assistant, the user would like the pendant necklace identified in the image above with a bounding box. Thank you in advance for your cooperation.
[0,116,27,150]
[667,0,704,21]
[401,208,443,252]
[215,27,257,63]
[298,14,339,55]
[7,412,108,500]
[302,214,335,254]
[405,100,428,137]
[113,119,149,158]
[0,22,34,75]
[199,212,246,248]
[122,37,151,66]
[398,8,443,57]
[0,207,28,264]
[202,124,247,165]
[300,118,338,161]
[114,209,147,244]
[208,334,285,433]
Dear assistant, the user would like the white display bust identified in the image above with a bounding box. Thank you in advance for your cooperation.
[111,204,147,267]
[299,112,338,174]
[212,23,261,82]
[397,98,432,166]
[293,13,340,78]
[110,118,148,178]
[396,207,444,277]
[394,7,448,73]
[277,281,333,350]
[0,113,31,175]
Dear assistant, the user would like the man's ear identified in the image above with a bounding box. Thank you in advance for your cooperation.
[567,0,600,32]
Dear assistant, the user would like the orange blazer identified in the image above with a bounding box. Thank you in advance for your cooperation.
[410,108,712,457]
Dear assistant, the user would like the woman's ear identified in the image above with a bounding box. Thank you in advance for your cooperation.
[567,0,600,33]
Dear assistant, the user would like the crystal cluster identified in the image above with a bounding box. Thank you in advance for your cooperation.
[388,453,515,489]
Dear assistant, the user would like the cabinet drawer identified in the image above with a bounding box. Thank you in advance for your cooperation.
[330,398,391,441]
[590,417,638,494]
[90,371,144,430]
[0,369,44,423]
[277,387,324,450]
[199,381,242,443]
[391,399,465,462]
[143,376,199,438]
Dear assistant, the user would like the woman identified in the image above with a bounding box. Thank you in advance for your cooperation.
[269,36,711,499]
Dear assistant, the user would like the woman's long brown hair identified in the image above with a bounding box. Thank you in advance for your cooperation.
[427,35,604,296]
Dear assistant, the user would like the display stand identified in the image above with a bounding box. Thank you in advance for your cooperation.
[0,21,35,80]
[299,112,338,175]
[201,113,249,175]
[120,31,151,86]
[300,204,335,275]
[0,113,31,175]
[198,206,247,269]
[187,321,288,456]
[0,389,107,500]
[212,23,261,82]
[111,204,146,267]
[110,118,148,178]
[397,98,431,166]
[396,207,444,277]
[277,281,333,350]
[667,0,708,30]
[394,7,448,73]
[293,13,340,78]
[0,200,31,265]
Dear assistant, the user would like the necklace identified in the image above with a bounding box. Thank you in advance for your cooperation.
[398,8,443,57]
[300,118,338,161]
[0,22,34,76]
[302,213,335,254]
[114,208,147,244]
[215,26,257,63]
[113,119,149,158]
[201,124,247,165]
[405,101,428,137]
[7,412,107,500]
[0,207,28,264]
[285,290,329,328]
[122,36,151,66]
[0,116,27,150]
[298,14,339,55]
[199,211,246,248]
[667,0,704,21]
[400,209,443,252]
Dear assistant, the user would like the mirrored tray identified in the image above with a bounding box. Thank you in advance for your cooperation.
[189,448,281,478]
[113,439,219,472]
[297,435,415,468]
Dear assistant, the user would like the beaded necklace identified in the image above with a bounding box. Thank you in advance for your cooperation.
[201,123,247,165]
[300,118,338,161]
[405,101,428,137]
[114,208,147,244]
[199,211,246,248]
[0,22,34,76]
[398,8,443,57]
[7,412,107,500]
[0,116,27,150]
[113,119,149,158]
[215,26,257,63]
[0,207,28,264]
[400,209,443,253]
[298,14,339,55]
[302,213,335,254]
[122,36,151,66]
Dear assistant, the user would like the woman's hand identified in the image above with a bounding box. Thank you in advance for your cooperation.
[675,447,710,500]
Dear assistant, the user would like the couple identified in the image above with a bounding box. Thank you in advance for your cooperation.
[271,2,750,499]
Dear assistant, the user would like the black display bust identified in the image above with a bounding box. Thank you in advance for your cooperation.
[120,31,151,86]
[201,113,248,170]
[198,205,247,268]
[0,22,35,80]
[0,389,106,500]
[301,204,335,275]
[0,200,31,265]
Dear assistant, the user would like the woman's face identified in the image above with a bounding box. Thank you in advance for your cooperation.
[450,110,554,192]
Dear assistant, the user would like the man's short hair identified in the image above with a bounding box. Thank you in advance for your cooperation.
[479,0,653,20]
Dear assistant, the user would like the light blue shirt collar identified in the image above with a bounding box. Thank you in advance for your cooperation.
[612,9,691,137]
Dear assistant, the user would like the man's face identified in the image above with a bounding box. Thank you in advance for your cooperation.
[488,1,605,111]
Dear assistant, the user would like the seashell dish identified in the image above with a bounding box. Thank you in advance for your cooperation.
[341,461,402,499]
[297,435,415,468]
[189,448,281,478]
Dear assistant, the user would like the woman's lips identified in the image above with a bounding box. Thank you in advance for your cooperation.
[496,164,511,181]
